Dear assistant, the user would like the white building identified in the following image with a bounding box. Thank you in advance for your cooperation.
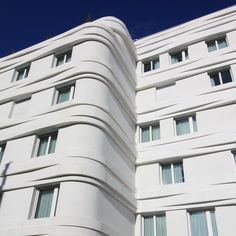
[0,5,236,236]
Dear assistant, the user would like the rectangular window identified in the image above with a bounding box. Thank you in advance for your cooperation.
[175,115,197,136]
[161,162,184,185]
[15,65,30,81]
[55,84,75,104]
[10,97,31,118]
[36,132,58,157]
[0,144,6,164]
[206,37,228,52]
[32,186,59,219]
[140,124,160,143]
[55,50,72,67]
[143,58,160,73]
[189,210,218,236]
[209,69,232,87]
[143,214,167,236]
[170,49,188,64]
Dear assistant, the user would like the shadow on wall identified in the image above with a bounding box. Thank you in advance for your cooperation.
[0,162,11,209]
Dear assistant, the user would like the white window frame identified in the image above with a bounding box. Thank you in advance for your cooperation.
[174,115,197,136]
[34,132,58,157]
[139,123,160,143]
[160,162,184,185]
[142,57,160,73]
[54,50,72,67]
[53,84,75,105]
[13,65,30,82]
[30,186,59,219]
[141,214,166,236]
[170,49,188,64]
[206,36,228,52]
[188,209,217,236]
[209,69,233,86]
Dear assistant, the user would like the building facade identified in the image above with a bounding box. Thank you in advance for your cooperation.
[0,5,236,236]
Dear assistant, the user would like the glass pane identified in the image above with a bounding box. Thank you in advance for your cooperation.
[152,124,160,141]
[144,216,154,236]
[207,41,217,52]
[217,38,227,49]
[192,116,198,132]
[48,133,58,154]
[65,51,72,62]
[171,52,182,64]
[16,69,25,81]
[221,70,232,84]
[190,211,208,236]
[173,162,184,183]
[210,73,221,86]
[37,136,48,156]
[233,152,236,165]
[57,87,71,104]
[153,59,160,70]
[176,118,190,136]
[141,127,150,143]
[210,211,218,236]
[162,164,172,184]
[0,145,6,164]
[56,54,65,66]
[156,215,167,236]
[24,66,30,78]
[184,50,189,60]
[35,189,54,218]
[144,62,151,72]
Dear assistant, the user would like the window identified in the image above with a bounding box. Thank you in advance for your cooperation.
[231,151,236,165]
[209,69,232,87]
[0,144,6,164]
[32,186,59,219]
[143,214,167,236]
[15,65,30,81]
[206,37,228,52]
[143,58,160,73]
[36,132,58,157]
[170,49,188,64]
[189,210,218,236]
[140,124,160,143]
[55,50,72,66]
[55,84,75,104]
[161,162,184,185]
[10,97,31,118]
[175,115,197,136]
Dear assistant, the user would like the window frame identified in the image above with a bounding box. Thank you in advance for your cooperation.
[13,65,31,82]
[141,214,167,236]
[34,132,58,157]
[170,49,189,64]
[208,68,233,87]
[139,123,160,143]
[53,84,75,105]
[160,161,185,185]
[188,209,218,236]
[54,50,72,67]
[142,57,160,73]
[174,115,197,136]
[30,186,59,219]
[206,36,228,52]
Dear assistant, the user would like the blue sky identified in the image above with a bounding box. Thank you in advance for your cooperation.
[0,0,235,57]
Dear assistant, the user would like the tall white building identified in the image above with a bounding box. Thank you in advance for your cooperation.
[0,5,236,236]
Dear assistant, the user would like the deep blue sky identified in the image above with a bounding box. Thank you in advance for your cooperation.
[0,0,235,58]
